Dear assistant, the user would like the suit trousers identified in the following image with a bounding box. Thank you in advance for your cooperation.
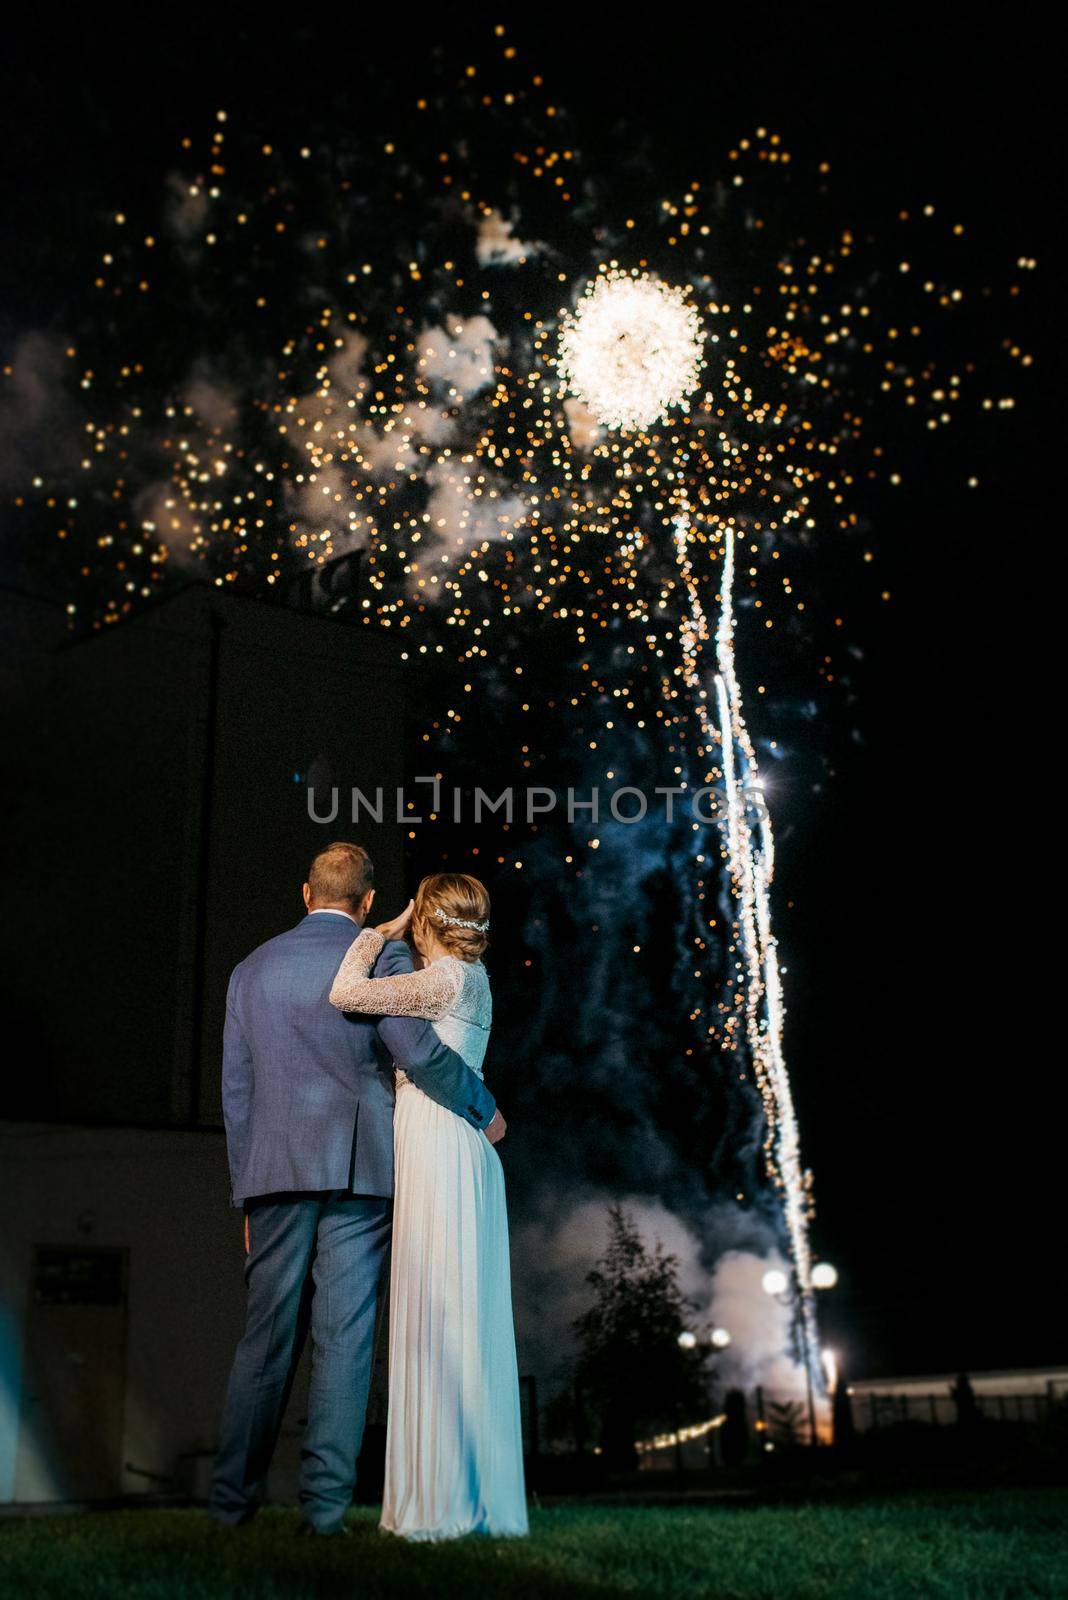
[209,1190,393,1531]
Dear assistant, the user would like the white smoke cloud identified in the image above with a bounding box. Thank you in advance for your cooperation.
[284,462,373,554]
[282,334,468,563]
[706,1248,809,1397]
[403,401,457,447]
[0,331,80,490]
[287,332,370,446]
[347,400,458,482]
[511,1190,812,1408]
[181,367,238,432]
[351,423,417,478]
[563,396,602,453]
[475,208,543,267]
[164,172,209,242]
[133,480,203,569]
[415,315,500,400]
[326,331,369,398]
[422,459,525,549]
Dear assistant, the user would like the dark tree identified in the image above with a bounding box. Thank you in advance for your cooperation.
[573,1204,711,1472]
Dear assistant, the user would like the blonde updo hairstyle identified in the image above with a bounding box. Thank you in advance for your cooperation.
[413,872,490,963]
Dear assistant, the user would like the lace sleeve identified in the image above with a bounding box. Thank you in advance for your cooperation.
[329,929,463,1020]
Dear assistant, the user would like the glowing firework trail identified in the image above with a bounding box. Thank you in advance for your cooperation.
[712,522,819,1377]
[675,503,818,1365]
[671,514,719,758]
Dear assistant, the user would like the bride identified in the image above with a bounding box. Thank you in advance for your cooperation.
[329,872,528,1541]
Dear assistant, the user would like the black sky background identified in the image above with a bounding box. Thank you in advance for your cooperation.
[1,7,1060,1378]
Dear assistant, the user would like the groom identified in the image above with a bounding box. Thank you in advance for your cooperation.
[210,841,504,1534]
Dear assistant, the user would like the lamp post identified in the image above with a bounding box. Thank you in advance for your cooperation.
[673,1323,732,1475]
[762,1262,837,1448]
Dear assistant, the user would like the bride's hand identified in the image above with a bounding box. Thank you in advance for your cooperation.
[375,899,415,942]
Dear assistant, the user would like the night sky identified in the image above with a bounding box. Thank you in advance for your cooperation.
[2,8,1059,1383]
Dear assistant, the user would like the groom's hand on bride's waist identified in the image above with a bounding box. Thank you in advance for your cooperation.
[485,1110,507,1146]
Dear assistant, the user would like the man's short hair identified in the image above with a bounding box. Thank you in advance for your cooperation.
[307,842,374,910]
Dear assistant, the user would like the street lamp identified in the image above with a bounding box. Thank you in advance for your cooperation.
[762,1260,838,1447]
[678,1324,731,1351]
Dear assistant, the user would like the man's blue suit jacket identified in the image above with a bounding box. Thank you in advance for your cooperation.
[221,912,497,1205]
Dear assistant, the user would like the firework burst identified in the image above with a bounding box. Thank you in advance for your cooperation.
[558,268,704,431]
[3,25,1037,1386]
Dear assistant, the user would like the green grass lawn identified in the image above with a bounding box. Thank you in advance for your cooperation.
[1,1490,1065,1599]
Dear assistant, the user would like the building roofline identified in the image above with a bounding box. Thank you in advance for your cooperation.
[58,578,371,648]
[850,1366,1068,1387]
[54,578,445,676]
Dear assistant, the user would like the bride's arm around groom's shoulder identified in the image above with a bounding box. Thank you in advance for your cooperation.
[329,918,503,1143]
[329,926,462,1021]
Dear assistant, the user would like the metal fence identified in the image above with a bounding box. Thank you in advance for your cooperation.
[857,1389,1063,1430]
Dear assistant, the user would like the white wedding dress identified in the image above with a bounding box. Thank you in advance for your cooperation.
[330,929,528,1540]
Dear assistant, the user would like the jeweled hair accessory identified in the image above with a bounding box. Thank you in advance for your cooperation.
[434,907,490,932]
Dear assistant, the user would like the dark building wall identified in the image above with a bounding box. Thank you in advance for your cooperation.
[1,586,408,1128]
[191,589,408,1123]
[4,600,203,1123]
[0,588,69,671]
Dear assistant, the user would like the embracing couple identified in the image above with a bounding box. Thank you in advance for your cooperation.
[209,842,528,1541]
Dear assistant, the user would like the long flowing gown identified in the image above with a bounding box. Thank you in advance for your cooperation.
[330,929,528,1540]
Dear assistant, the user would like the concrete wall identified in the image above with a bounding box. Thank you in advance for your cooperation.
[1,1122,257,1503]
